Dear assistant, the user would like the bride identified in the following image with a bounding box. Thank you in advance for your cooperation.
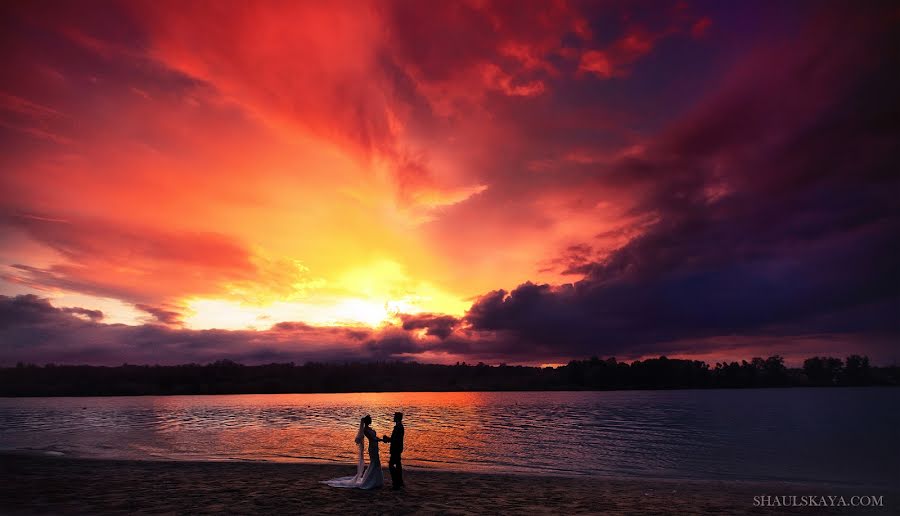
[322,415,384,489]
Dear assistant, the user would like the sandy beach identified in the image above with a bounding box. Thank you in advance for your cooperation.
[0,453,894,515]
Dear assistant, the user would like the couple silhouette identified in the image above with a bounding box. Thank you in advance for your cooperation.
[322,412,404,490]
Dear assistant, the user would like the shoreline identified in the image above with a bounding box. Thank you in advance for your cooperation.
[2,385,898,399]
[2,453,895,515]
[3,448,889,490]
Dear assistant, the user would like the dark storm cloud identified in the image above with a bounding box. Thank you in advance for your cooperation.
[365,333,420,359]
[462,5,900,361]
[399,313,459,340]
[135,304,181,325]
[61,306,104,322]
[0,294,63,328]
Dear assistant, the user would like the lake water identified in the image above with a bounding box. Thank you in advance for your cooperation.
[1,388,897,486]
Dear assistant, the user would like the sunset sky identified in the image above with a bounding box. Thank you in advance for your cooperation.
[1,0,898,366]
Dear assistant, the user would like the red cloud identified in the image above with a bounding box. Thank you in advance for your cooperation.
[691,17,713,38]
[579,50,613,78]
[577,19,703,79]
[2,213,255,304]
[2,0,895,369]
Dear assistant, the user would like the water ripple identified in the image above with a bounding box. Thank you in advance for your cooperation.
[1,389,897,485]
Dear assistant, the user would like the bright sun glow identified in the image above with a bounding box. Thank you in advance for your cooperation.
[179,259,469,330]
[182,296,431,330]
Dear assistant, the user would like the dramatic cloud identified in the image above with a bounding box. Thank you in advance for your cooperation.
[399,313,459,340]
[458,3,900,363]
[1,213,256,304]
[0,1,897,366]
[61,306,104,322]
[135,303,182,326]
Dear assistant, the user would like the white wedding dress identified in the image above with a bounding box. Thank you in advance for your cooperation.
[322,422,384,489]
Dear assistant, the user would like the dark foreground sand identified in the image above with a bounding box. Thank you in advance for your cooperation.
[1,454,895,515]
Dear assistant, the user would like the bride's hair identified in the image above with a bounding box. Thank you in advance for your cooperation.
[362,414,372,426]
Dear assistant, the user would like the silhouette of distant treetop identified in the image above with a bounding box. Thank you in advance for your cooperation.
[0,355,895,396]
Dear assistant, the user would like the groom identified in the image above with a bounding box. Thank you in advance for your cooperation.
[381,412,404,490]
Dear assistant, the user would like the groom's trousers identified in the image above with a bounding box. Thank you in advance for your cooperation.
[388,453,403,487]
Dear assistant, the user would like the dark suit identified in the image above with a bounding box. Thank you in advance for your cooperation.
[383,423,404,487]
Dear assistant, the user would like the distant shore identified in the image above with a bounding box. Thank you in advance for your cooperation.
[2,356,896,397]
[1,454,895,515]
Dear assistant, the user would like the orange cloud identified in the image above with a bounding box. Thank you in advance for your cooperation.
[9,1,892,369]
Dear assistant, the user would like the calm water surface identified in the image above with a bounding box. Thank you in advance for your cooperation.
[1,389,897,486]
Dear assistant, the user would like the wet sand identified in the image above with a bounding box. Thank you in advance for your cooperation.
[0,453,894,515]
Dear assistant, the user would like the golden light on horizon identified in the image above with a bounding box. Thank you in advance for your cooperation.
[178,259,470,330]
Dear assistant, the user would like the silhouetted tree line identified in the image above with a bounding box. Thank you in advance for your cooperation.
[0,355,895,396]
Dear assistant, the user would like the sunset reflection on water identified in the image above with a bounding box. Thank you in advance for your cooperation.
[1,389,897,485]
[160,391,498,470]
